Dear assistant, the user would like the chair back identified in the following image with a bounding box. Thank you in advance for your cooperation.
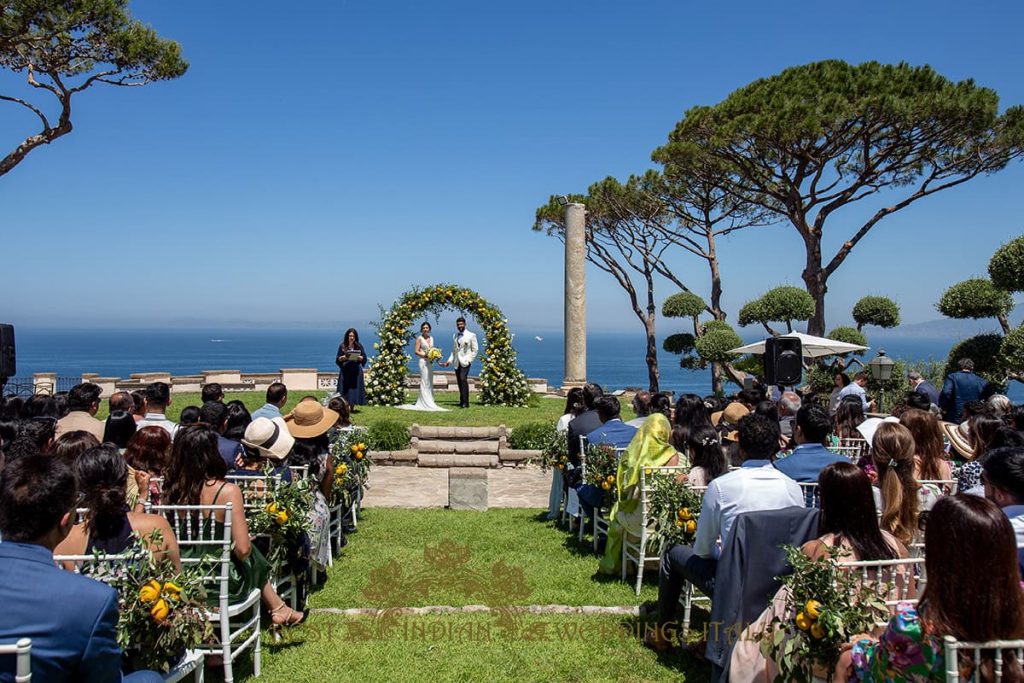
[153,504,234,606]
[837,436,869,456]
[920,479,958,498]
[943,635,1024,683]
[829,445,863,463]
[837,557,926,612]
[288,465,309,482]
[226,472,283,513]
[0,638,31,682]
[798,482,820,507]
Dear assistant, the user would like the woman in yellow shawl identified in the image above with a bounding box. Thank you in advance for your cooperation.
[599,413,686,575]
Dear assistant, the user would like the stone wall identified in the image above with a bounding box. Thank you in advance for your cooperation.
[35,368,549,398]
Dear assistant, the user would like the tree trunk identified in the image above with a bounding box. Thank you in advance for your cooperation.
[645,315,660,393]
[711,362,723,395]
[801,229,827,336]
[707,235,725,321]
[998,314,1012,335]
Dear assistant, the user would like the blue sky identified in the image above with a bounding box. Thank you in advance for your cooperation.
[2,0,1022,333]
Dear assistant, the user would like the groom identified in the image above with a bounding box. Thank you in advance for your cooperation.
[442,317,478,408]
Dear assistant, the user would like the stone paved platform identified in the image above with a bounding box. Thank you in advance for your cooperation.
[361,465,551,509]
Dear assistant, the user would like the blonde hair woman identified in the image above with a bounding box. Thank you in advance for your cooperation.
[871,422,928,546]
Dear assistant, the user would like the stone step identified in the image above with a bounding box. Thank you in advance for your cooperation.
[418,453,499,468]
[416,440,500,455]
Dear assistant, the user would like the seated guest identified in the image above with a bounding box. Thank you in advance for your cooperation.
[237,417,294,482]
[651,414,803,636]
[178,405,201,426]
[102,410,137,450]
[586,395,638,449]
[135,381,178,439]
[871,422,931,546]
[50,430,100,463]
[55,445,180,569]
[627,391,652,428]
[108,390,135,415]
[675,394,714,447]
[567,383,603,468]
[163,425,304,625]
[899,408,952,485]
[252,382,288,421]
[711,401,749,467]
[648,392,673,421]
[955,412,1007,492]
[285,401,339,572]
[728,461,908,673]
[0,454,165,682]
[549,388,584,520]
[223,399,252,442]
[199,401,244,469]
[833,397,866,441]
[201,382,224,404]
[54,382,105,442]
[22,394,58,419]
[773,405,847,483]
[982,447,1024,547]
[678,425,727,487]
[777,391,801,440]
[988,394,1013,418]
[841,495,1024,681]
[327,395,354,431]
[124,426,172,505]
[129,389,146,422]
[598,413,680,575]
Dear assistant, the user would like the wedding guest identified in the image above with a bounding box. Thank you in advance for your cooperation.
[335,328,368,406]
[900,390,933,415]
[199,401,244,469]
[124,426,172,505]
[201,382,224,404]
[679,425,727,487]
[129,389,146,421]
[162,426,304,625]
[988,394,1013,418]
[843,495,1024,682]
[598,413,681,575]
[50,430,100,468]
[711,401,749,466]
[236,417,294,482]
[102,409,137,450]
[834,398,865,441]
[22,394,58,419]
[956,412,1007,492]
[628,391,652,428]
[586,396,638,448]
[871,422,930,546]
[327,395,354,431]
[54,382,105,442]
[982,447,1024,548]
[0,454,166,682]
[55,445,180,569]
[135,382,178,439]
[774,405,847,483]
[567,383,603,467]
[252,382,288,421]
[650,392,673,420]
[940,358,991,422]
[907,370,941,407]
[1012,404,1024,432]
[2,420,56,462]
[178,405,201,426]
[650,414,803,641]
[548,388,585,520]
[777,391,801,439]
[675,393,713,445]
[223,399,252,442]
[285,401,338,571]
[899,408,952,483]
[838,372,873,412]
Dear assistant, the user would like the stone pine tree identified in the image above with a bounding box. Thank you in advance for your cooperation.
[737,286,815,336]
[0,0,188,178]
[662,291,743,395]
[654,60,1024,335]
[936,235,1024,385]
[534,176,699,392]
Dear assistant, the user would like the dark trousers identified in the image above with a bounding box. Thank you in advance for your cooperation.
[455,363,471,407]
[657,544,717,627]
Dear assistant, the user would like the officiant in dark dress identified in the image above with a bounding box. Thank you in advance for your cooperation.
[335,328,367,405]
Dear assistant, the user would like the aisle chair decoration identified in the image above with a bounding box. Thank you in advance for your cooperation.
[329,428,373,530]
[592,447,627,551]
[246,470,314,571]
[577,442,617,545]
[646,468,707,622]
[85,530,213,676]
[755,546,890,683]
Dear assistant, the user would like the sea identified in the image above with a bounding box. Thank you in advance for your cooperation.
[6,327,1022,402]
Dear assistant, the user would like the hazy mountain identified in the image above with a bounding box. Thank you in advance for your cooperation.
[872,303,1022,339]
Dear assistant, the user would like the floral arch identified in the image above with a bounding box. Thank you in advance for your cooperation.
[365,284,532,407]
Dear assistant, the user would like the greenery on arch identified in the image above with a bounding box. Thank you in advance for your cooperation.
[365,284,531,407]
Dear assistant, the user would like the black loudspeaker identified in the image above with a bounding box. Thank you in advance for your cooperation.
[764,336,801,386]
[0,324,15,378]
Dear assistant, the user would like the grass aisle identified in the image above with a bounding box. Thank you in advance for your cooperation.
[241,508,708,682]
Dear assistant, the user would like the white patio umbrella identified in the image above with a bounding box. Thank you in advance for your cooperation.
[727,332,869,359]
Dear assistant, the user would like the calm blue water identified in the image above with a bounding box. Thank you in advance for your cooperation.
[7,327,1022,401]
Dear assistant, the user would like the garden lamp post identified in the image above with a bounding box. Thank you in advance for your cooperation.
[868,349,895,414]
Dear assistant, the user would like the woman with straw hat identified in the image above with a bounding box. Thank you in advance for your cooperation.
[285,399,339,570]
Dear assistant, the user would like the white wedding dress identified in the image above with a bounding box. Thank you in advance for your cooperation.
[398,334,448,412]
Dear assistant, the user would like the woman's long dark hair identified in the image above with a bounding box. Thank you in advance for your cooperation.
[834,399,865,440]
[291,435,328,480]
[818,462,897,561]
[342,328,361,350]
[922,495,1024,643]
[649,393,672,420]
[899,408,947,481]
[75,445,129,538]
[972,413,1006,459]
[163,426,227,506]
[562,387,585,418]
[672,394,713,448]
[223,400,252,441]
[124,426,172,476]
[103,410,137,449]
[685,425,728,483]
[51,431,100,463]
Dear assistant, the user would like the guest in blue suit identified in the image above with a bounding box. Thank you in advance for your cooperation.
[0,454,162,682]
[576,396,639,542]
[774,404,847,485]
[939,357,992,422]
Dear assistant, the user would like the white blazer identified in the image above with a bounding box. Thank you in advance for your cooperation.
[446,330,478,368]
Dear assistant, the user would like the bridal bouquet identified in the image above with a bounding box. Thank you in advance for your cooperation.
[426,347,443,364]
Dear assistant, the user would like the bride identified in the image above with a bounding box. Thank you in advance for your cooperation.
[398,322,448,412]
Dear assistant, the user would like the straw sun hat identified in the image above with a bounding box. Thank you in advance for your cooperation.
[711,402,750,442]
[241,417,294,461]
[940,420,974,460]
[285,400,340,439]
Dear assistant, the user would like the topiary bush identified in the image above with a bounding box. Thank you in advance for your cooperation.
[852,296,901,330]
[662,332,696,355]
[1000,327,1024,377]
[508,422,556,450]
[937,278,1013,320]
[738,286,815,330]
[662,291,707,319]
[826,326,868,353]
[805,364,836,394]
[694,324,743,363]
[989,235,1024,293]
[365,419,411,451]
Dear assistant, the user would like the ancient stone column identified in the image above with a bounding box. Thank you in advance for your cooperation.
[563,202,587,388]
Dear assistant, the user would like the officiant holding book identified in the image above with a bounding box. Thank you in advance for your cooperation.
[336,327,367,405]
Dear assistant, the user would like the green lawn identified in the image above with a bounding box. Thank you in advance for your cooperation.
[229,508,707,682]
[99,391,590,430]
